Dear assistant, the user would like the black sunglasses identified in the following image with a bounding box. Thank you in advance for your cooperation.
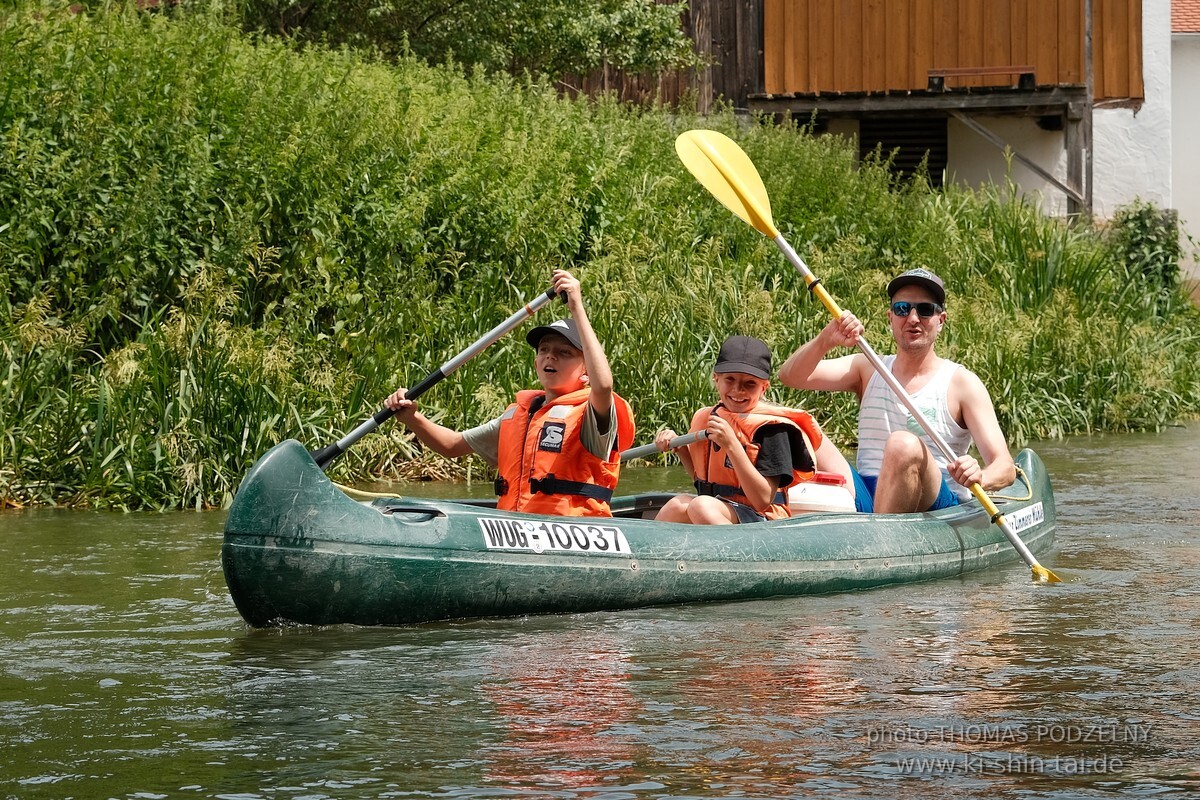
[891,301,943,318]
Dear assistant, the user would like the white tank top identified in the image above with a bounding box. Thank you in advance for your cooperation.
[856,356,974,499]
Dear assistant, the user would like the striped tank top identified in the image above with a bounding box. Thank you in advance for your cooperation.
[856,356,974,499]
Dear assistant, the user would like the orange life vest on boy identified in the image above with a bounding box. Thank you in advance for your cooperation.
[495,388,636,517]
[687,402,821,520]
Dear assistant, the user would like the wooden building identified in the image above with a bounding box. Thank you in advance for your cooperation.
[566,0,1148,217]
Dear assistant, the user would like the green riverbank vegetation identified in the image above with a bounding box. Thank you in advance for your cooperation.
[3,2,1199,509]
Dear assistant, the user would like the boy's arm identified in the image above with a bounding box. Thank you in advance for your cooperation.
[385,388,475,458]
[553,269,613,430]
[655,428,697,479]
[706,415,777,512]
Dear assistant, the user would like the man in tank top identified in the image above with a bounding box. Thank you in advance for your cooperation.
[777,268,1015,514]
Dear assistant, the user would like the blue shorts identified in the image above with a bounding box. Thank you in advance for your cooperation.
[721,498,767,524]
[850,467,961,513]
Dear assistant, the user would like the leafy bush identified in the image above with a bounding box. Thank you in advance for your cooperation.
[1108,199,1183,317]
[233,0,701,80]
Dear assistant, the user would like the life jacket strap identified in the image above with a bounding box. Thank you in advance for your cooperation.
[529,475,614,502]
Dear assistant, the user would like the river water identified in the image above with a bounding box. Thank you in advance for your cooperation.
[2,425,1199,799]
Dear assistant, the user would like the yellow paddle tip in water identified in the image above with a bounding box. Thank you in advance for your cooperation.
[1032,564,1063,583]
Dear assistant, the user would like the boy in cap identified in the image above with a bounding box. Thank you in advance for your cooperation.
[386,269,635,517]
[778,267,1015,513]
[653,335,852,524]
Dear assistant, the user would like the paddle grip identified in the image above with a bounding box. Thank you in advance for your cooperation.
[310,370,445,468]
[619,430,707,462]
[309,442,343,470]
[406,370,445,403]
[364,368,446,429]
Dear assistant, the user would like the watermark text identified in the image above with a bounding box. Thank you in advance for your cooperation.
[893,753,1125,776]
[867,722,1150,746]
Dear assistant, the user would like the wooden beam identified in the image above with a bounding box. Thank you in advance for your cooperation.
[928,65,1037,91]
[748,86,1087,116]
[1065,103,1085,217]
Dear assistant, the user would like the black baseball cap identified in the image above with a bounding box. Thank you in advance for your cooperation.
[714,335,771,380]
[526,318,583,350]
[887,268,946,306]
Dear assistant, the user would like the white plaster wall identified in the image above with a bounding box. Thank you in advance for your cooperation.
[946,0,1172,221]
[946,117,1066,212]
[1172,33,1200,271]
[1090,0,1172,218]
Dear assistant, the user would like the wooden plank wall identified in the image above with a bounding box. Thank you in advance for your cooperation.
[1094,0,1143,99]
[558,0,1142,109]
[557,0,747,112]
[761,0,1142,101]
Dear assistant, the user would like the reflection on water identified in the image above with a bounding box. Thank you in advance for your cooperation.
[479,632,641,791]
[2,425,1199,798]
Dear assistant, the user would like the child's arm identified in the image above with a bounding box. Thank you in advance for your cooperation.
[385,388,474,458]
[655,428,696,479]
[552,269,613,430]
[705,415,777,512]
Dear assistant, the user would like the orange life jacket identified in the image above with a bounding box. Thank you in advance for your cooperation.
[495,388,635,517]
[687,402,821,520]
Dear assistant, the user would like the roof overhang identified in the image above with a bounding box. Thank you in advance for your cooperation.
[748,86,1090,118]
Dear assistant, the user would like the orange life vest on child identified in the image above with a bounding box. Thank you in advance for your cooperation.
[687,402,821,520]
[495,388,636,517]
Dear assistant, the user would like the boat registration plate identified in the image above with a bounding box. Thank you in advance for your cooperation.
[1005,502,1045,534]
[478,517,631,555]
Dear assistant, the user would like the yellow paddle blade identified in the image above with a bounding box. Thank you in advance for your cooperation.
[675,130,779,239]
[1032,564,1063,583]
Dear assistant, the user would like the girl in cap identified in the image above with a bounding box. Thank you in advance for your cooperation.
[653,336,851,524]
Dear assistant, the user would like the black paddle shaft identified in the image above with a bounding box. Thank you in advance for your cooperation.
[309,287,558,470]
[308,369,445,469]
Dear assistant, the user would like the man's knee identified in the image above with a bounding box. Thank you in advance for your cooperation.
[883,431,928,466]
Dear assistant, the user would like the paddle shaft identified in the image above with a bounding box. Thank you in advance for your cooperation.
[619,430,707,462]
[310,288,558,470]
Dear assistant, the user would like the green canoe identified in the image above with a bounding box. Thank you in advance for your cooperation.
[221,439,1056,627]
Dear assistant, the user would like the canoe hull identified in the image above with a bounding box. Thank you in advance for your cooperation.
[222,440,1056,626]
